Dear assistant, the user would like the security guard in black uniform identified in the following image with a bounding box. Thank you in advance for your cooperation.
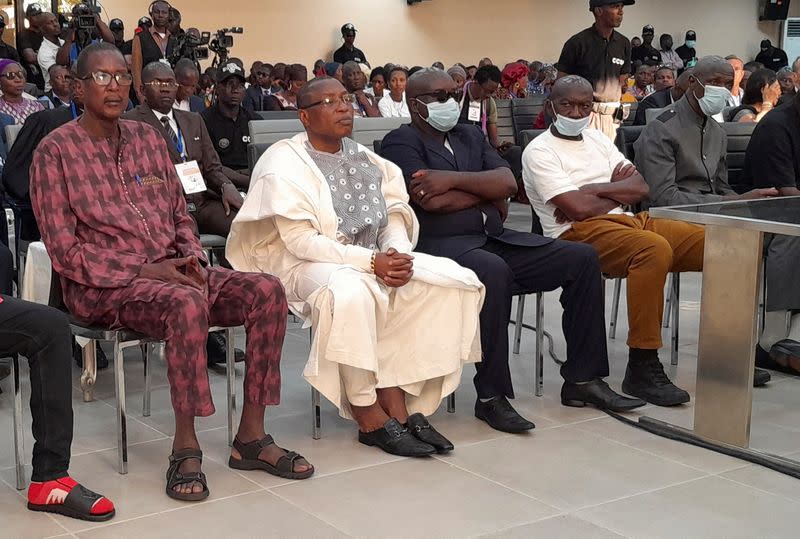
[333,23,369,66]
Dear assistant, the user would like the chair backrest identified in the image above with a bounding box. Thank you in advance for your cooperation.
[511,97,546,145]
[247,142,273,171]
[645,106,670,124]
[622,101,639,126]
[248,118,304,145]
[373,139,382,154]
[349,117,410,146]
[615,125,647,161]
[518,128,548,151]
[248,116,410,146]
[5,124,22,150]
[494,99,515,145]
[256,110,299,120]
[723,121,756,192]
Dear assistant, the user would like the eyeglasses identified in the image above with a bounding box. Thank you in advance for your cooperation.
[78,71,133,86]
[301,94,355,109]
[415,89,464,103]
[1,71,26,81]
[144,80,179,89]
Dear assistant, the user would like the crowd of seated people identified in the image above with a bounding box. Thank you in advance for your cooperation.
[5,0,800,527]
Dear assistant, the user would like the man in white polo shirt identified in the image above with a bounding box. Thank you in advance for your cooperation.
[522,75,705,407]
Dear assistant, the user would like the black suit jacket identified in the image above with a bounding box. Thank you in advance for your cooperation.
[633,88,674,126]
[123,105,230,199]
[242,86,282,112]
[380,123,551,259]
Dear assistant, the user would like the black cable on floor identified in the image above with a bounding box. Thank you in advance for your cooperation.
[604,409,800,480]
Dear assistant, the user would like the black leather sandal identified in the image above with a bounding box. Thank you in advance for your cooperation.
[228,435,314,480]
[166,448,210,502]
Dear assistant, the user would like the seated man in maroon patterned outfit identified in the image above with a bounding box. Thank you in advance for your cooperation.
[30,44,313,502]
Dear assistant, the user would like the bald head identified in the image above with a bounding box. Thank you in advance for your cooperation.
[142,61,175,83]
[297,76,343,109]
[406,67,453,99]
[692,56,734,83]
[549,75,593,101]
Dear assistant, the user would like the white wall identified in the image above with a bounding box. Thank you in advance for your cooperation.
[87,0,798,68]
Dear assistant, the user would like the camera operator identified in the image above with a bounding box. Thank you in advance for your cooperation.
[54,4,114,68]
[132,1,174,103]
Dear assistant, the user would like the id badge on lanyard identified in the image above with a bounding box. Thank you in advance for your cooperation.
[173,129,207,195]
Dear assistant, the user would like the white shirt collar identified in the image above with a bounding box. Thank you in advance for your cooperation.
[153,108,175,122]
[174,99,190,111]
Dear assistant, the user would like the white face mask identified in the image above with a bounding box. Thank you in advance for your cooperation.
[694,80,731,117]
[417,97,461,132]
[551,103,591,137]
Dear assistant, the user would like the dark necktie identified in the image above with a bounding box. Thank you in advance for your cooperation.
[159,115,179,149]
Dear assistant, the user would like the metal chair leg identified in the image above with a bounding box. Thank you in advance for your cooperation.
[225,327,236,447]
[311,387,321,440]
[4,208,15,269]
[670,274,680,366]
[663,275,673,328]
[80,340,97,403]
[446,393,455,413]
[609,278,622,339]
[113,338,128,474]
[535,292,544,397]
[12,356,25,490]
[142,343,151,417]
[513,295,526,354]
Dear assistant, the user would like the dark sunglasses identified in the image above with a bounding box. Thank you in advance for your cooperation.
[416,89,463,103]
[1,71,26,81]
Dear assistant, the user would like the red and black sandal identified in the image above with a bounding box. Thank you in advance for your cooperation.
[27,477,115,522]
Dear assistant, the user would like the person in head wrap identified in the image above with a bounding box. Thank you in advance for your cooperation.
[447,65,467,89]
[324,61,343,83]
[496,62,529,99]
[0,59,44,124]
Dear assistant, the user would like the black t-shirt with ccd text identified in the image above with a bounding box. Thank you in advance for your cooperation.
[557,24,631,102]
[200,103,259,171]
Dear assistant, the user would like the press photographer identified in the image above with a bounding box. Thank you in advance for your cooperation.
[54,3,114,67]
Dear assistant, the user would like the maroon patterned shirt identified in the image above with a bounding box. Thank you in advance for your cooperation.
[30,119,205,319]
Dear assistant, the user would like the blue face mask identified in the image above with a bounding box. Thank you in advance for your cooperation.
[551,103,591,137]
[417,98,461,132]
[686,40,696,49]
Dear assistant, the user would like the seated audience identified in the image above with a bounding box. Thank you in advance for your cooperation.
[634,56,778,386]
[729,68,780,123]
[173,58,206,113]
[381,69,645,433]
[458,65,523,192]
[40,64,72,109]
[777,66,796,105]
[270,62,286,94]
[495,62,528,99]
[742,61,764,88]
[447,64,467,90]
[343,60,380,117]
[0,60,45,124]
[0,243,116,522]
[659,33,683,71]
[31,44,313,501]
[243,62,281,112]
[228,77,483,456]
[364,66,386,100]
[312,58,325,77]
[742,89,800,377]
[524,76,704,406]
[625,64,655,101]
[324,61,343,83]
[633,68,691,125]
[378,66,409,118]
[526,61,548,95]
[201,61,258,183]
[274,63,307,110]
[653,66,675,92]
[466,65,477,80]
[725,55,745,107]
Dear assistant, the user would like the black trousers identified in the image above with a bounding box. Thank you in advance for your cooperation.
[455,238,609,399]
[0,245,72,481]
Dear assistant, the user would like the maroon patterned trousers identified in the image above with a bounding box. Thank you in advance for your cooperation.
[83,267,287,416]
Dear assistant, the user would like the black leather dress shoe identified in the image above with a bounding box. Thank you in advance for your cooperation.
[358,418,436,457]
[561,379,646,412]
[405,413,454,453]
[474,397,535,433]
[753,367,771,387]
[207,331,245,367]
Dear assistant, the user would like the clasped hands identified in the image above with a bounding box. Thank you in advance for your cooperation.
[138,255,208,292]
[373,248,414,288]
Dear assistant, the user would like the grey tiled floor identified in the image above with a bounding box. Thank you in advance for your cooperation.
[1,204,799,538]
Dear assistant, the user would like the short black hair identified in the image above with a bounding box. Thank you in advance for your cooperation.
[744,61,765,73]
[76,42,124,78]
[475,65,501,85]
[408,66,423,77]
[297,76,340,109]
[388,66,408,80]
[369,66,386,82]
[174,58,199,78]
[743,68,777,106]
[142,60,174,83]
